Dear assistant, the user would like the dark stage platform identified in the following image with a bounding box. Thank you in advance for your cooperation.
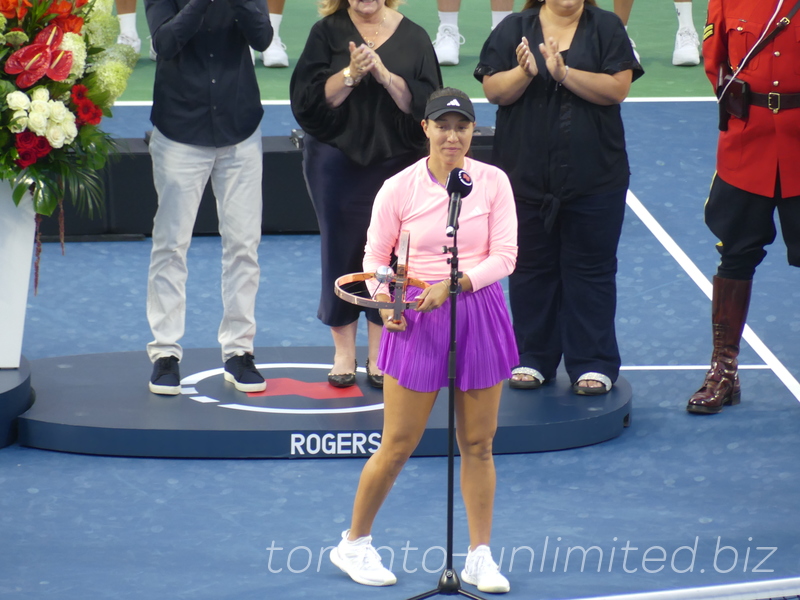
[0,357,34,448]
[18,347,631,458]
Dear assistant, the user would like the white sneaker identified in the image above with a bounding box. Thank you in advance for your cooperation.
[628,36,640,63]
[461,545,510,594]
[330,530,397,587]
[117,33,141,55]
[672,27,700,66]
[262,36,289,68]
[433,25,464,66]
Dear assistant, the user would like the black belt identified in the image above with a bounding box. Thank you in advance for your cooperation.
[750,91,800,114]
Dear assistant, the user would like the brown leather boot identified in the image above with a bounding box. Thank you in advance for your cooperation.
[687,276,752,414]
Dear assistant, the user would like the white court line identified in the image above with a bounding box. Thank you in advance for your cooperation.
[622,365,770,371]
[113,97,717,108]
[575,575,800,600]
[626,190,800,402]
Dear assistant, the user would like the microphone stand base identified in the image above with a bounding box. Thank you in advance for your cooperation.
[405,569,487,600]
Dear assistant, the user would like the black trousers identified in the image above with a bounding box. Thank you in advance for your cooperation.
[302,136,417,327]
[705,174,800,280]
[509,187,626,383]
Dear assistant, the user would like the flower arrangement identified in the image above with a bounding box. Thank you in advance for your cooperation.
[0,0,137,288]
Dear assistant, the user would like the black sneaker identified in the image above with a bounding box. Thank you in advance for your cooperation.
[149,356,181,395]
[224,353,266,392]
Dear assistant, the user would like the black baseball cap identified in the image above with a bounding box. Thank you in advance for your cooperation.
[424,94,475,122]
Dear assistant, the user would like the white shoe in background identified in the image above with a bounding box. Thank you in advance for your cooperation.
[262,36,289,68]
[672,27,701,66]
[629,35,640,63]
[117,33,141,55]
[433,25,464,66]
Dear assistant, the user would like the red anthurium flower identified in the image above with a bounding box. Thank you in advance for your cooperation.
[5,44,52,88]
[34,24,64,49]
[47,49,73,81]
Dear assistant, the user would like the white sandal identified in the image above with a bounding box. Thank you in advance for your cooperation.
[572,372,612,395]
[509,367,544,390]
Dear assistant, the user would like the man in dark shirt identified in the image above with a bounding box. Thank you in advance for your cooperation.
[144,0,272,395]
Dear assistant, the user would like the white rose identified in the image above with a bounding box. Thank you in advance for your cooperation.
[62,119,78,144]
[27,112,48,136]
[48,100,70,124]
[31,87,50,102]
[6,91,30,111]
[29,99,50,117]
[46,124,67,149]
[8,110,28,134]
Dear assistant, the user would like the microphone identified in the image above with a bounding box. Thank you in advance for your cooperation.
[444,168,473,237]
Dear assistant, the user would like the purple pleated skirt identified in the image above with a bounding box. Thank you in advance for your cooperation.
[376,282,519,393]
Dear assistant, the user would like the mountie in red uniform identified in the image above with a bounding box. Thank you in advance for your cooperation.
[704,0,800,198]
[687,0,800,415]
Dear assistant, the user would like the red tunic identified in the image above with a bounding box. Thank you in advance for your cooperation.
[704,0,800,198]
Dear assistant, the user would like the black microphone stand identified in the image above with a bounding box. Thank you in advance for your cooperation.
[406,206,485,600]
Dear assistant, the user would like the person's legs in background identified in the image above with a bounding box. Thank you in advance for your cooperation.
[559,188,626,393]
[687,176,783,414]
[146,129,216,395]
[508,201,563,388]
[433,0,514,66]
[612,0,639,62]
[672,0,700,66]
[262,0,289,67]
[116,0,141,55]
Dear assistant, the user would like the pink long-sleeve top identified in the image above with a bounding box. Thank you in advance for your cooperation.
[364,156,518,292]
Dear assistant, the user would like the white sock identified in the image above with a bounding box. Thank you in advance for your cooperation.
[269,13,282,39]
[118,13,138,39]
[674,2,694,31]
[438,11,459,30]
[491,10,512,30]
[343,532,369,546]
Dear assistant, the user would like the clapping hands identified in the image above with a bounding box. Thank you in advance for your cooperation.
[348,41,391,87]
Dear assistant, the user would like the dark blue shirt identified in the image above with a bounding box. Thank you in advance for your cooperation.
[145,0,272,147]
[475,5,642,204]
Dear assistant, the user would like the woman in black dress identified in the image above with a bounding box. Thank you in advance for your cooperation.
[476,0,643,394]
[291,0,441,389]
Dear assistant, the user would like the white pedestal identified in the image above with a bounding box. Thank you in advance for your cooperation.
[0,188,35,369]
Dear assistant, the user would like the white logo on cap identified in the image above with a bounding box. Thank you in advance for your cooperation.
[447,99,461,106]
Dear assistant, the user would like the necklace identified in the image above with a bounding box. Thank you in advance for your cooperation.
[353,9,386,48]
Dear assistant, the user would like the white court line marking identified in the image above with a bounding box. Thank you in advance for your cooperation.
[114,97,717,108]
[575,575,800,600]
[626,190,800,402]
[622,365,770,371]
